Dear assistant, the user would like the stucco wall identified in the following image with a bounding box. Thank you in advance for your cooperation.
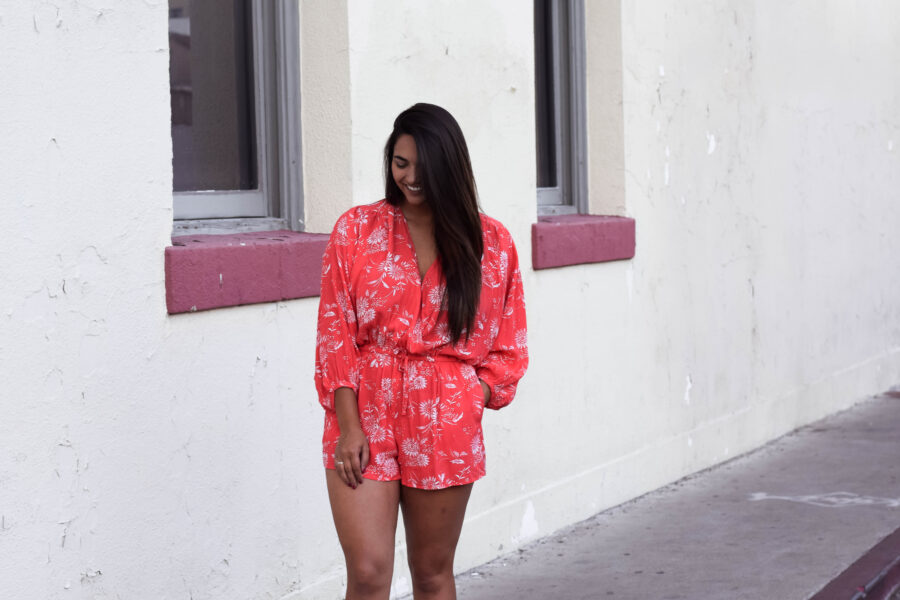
[1,1,898,599]
[0,2,330,598]
[301,0,353,234]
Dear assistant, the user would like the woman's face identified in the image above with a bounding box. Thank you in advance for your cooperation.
[391,134,425,206]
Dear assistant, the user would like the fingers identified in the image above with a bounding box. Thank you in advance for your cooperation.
[334,440,353,487]
[361,443,370,475]
[335,436,369,489]
[334,456,351,487]
[350,449,364,485]
[338,454,357,489]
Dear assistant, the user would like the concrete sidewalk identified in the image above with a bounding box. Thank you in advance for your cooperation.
[453,387,900,600]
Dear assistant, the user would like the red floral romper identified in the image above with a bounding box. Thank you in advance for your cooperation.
[314,200,528,490]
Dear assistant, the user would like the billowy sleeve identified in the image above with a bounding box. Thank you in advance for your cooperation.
[314,211,361,410]
[475,228,528,410]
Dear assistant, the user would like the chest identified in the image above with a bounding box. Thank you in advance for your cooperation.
[405,220,437,281]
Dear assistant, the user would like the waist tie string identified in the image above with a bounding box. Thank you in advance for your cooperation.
[397,352,437,418]
[398,353,409,416]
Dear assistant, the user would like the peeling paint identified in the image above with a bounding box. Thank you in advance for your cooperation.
[684,375,693,405]
[519,501,539,540]
[80,568,102,583]
[706,132,717,154]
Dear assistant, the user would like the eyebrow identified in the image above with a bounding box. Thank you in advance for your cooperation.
[393,154,411,162]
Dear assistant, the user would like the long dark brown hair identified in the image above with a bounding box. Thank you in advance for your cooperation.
[384,103,483,345]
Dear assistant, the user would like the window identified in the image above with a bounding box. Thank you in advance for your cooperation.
[534,0,587,215]
[168,0,302,233]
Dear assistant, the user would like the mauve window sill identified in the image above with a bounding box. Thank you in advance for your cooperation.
[531,214,636,270]
[164,230,328,315]
[164,215,636,315]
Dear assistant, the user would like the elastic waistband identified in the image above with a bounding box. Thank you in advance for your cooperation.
[360,345,468,417]
[360,344,460,364]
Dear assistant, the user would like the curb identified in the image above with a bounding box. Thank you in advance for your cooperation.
[810,522,900,599]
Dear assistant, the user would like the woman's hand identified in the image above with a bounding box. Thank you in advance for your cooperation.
[479,379,491,407]
[334,424,369,489]
[333,386,369,489]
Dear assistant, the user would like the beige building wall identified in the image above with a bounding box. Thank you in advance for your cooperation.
[300,0,354,234]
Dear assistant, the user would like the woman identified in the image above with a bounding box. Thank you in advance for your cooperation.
[315,103,528,600]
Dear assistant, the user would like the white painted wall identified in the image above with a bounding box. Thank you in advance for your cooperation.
[0,2,333,598]
[300,0,353,234]
[1,1,898,599]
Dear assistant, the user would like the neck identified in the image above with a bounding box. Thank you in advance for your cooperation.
[400,200,433,225]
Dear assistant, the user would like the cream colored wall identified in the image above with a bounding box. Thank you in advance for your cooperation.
[339,0,900,597]
[300,0,353,233]
[0,3,334,599]
[585,0,626,215]
[616,0,900,439]
[1,1,898,599]
[345,0,536,224]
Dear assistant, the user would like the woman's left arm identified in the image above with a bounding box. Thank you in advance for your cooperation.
[475,230,529,410]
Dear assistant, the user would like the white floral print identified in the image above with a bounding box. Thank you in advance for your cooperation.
[315,200,528,489]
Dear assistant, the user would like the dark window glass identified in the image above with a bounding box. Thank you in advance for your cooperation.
[534,0,557,188]
[169,0,257,192]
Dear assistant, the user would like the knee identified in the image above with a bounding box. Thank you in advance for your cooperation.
[347,556,393,597]
[408,553,454,595]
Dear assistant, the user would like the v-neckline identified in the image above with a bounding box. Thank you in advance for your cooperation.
[394,203,437,284]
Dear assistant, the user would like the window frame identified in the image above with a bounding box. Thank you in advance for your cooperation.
[535,0,588,216]
[172,1,303,235]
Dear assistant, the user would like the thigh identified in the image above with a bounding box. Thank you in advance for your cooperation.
[400,483,473,565]
[326,470,400,568]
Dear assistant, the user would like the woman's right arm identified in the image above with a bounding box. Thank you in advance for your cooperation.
[315,211,361,409]
[333,387,369,487]
[314,211,369,486]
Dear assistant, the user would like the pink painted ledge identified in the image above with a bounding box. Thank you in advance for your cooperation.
[165,230,329,314]
[531,214,635,270]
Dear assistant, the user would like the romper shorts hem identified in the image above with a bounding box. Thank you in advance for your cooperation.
[321,463,487,491]
[321,350,488,491]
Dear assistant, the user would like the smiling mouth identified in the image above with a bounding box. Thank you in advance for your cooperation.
[404,184,422,193]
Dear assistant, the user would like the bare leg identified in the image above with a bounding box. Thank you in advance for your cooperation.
[326,470,400,600]
[400,483,473,600]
